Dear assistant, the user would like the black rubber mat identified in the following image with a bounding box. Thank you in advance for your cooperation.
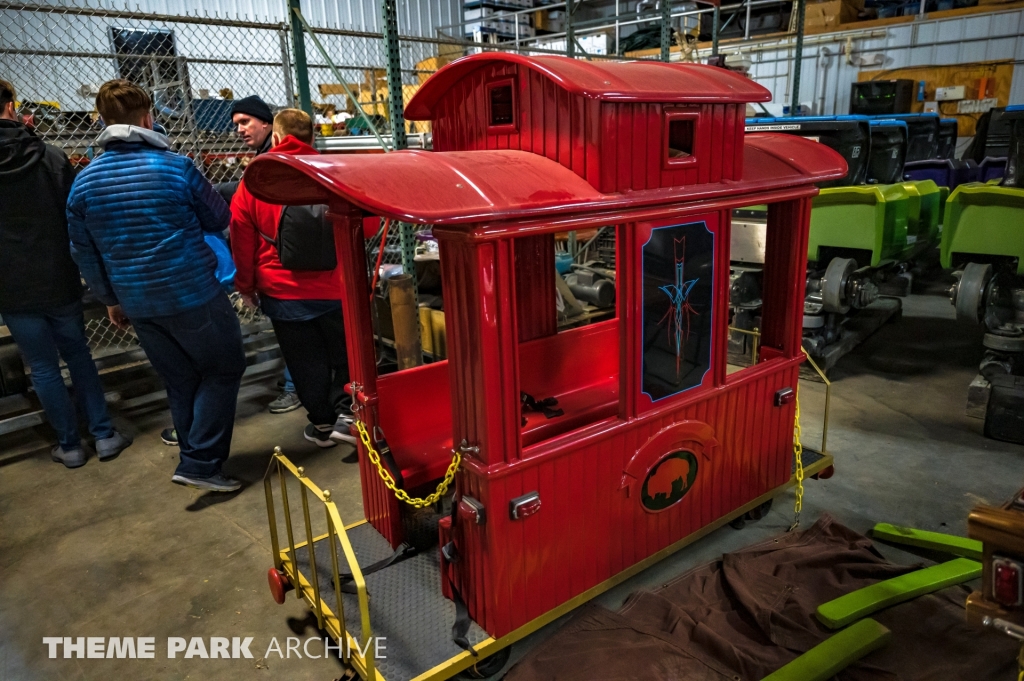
[290,450,822,679]
[793,447,825,473]
[293,523,488,681]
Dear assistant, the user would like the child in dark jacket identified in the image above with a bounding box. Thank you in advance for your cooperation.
[67,79,245,492]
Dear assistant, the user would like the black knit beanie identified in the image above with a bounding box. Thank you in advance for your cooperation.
[230,95,273,124]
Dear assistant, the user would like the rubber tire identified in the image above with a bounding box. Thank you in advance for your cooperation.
[955,262,993,325]
[730,499,774,529]
[821,257,855,314]
[458,645,512,679]
[812,465,836,480]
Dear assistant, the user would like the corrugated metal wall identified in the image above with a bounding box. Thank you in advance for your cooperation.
[40,0,462,34]
[745,7,1024,115]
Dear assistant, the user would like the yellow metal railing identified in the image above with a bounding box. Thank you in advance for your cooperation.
[728,325,761,364]
[799,348,832,456]
[264,448,378,680]
[727,326,831,457]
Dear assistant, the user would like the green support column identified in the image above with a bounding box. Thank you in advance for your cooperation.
[288,0,312,116]
[661,0,673,62]
[790,0,806,116]
[712,4,720,56]
[380,0,416,304]
[566,0,576,58]
[381,0,407,151]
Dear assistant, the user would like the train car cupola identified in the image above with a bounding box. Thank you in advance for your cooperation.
[405,53,773,193]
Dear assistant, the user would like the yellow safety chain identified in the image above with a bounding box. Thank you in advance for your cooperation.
[789,386,805,532]
[354,420,461,509]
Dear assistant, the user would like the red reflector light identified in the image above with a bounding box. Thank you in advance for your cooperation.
[993,556,1024,608]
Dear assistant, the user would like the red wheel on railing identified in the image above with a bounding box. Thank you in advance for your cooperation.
[267,568,292,605]
[812,465,835,480]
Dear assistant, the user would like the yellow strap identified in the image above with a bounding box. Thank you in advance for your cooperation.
[354,420,460,509]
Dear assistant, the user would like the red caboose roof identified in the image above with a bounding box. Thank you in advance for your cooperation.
[405,53,771,120]
[243,135,846,225]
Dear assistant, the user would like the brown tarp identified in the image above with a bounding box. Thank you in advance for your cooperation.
[504,515,1017,681]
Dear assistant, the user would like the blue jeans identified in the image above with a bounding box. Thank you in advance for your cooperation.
[132,293,245,478]
[3,300,113,450]
[283,365,295,394]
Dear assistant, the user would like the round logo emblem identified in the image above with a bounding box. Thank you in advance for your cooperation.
[641,450,698,512]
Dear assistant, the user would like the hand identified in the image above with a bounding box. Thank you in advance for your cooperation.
[240,293,258,310]
[107,305,130,330]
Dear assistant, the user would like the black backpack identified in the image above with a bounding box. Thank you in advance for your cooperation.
[258,204,337,271]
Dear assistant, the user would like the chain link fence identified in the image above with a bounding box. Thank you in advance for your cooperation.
[1,0,632,380]
[1,2,294,183]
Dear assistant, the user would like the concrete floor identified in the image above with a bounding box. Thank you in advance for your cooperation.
[1,290,1022,681]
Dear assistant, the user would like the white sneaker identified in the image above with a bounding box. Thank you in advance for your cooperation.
[330,415,358,444]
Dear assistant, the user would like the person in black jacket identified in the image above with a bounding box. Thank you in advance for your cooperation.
[0,78,131,468]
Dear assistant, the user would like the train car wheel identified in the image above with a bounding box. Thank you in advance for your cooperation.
[267,568,292,605]
[457,645,512,679]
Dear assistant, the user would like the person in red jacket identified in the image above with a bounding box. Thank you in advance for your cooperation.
[230,109,354,449]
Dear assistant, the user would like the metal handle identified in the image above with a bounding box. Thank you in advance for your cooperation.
[982,616,1024,641]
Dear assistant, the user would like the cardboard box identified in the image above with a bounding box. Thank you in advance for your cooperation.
[804,0,864,28]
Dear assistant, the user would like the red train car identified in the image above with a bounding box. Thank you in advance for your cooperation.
[250,53,845,680]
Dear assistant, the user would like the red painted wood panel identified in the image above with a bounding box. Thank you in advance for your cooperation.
[710,104,725,183]
[430,68,748,192]
[455,357,799,637]
[733,104,746,180]
[600,102,618,193]
[530,70,545,158]
[513,234,557,342]
[616,104,633,193]
[585,98,602,188]
[646,104,662,190]
[570,93,586,177]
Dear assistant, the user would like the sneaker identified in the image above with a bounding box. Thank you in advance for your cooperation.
[269,390,302,414]
[330,415,358,445]
[51,444,87,469]
[171,472,242,493]
[160,428,178,446]
[96,430,133,462]
[304,424,337,448]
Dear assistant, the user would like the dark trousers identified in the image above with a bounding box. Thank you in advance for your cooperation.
[270,310,349,427]
[132,293,245,478]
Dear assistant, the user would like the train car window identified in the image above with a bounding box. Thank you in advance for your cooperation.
[727,205,767,375]
[726,201,802,383]
[488,80,516,129]
[664,110,699,167]
[667,119,695,159]
[519,227,622,449]
[640,220,715,400]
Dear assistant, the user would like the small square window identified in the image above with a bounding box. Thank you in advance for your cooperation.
[489,83,514,127]
[667,119,694,159]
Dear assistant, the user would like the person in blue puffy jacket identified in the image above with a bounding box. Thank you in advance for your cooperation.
[67,80,246,493]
